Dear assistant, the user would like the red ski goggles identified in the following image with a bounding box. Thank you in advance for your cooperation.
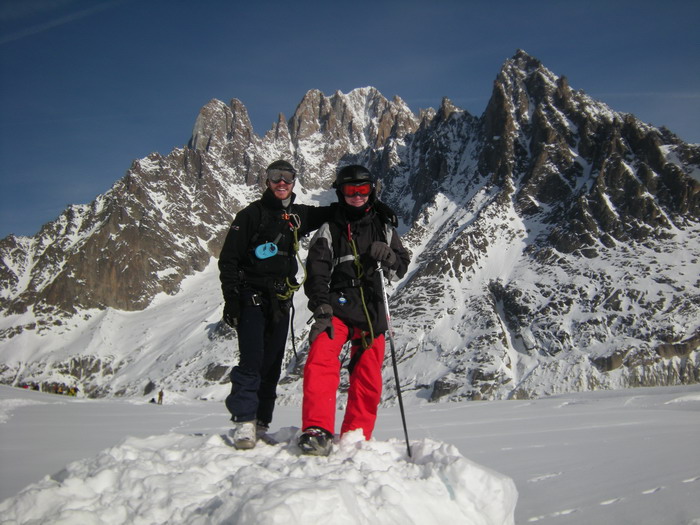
[340,182,373,197]
[267,169,296,184]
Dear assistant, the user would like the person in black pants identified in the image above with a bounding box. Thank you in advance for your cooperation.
[218,160,334,449]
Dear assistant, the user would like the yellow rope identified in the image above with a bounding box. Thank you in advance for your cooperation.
[277,218,305,301]
[348,234,375,349]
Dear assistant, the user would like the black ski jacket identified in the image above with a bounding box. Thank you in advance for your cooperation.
[218,189,332,301]
[304,204,410,334]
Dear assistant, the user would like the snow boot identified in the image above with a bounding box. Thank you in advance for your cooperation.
[231,421,256,450]
[298,426,333,456]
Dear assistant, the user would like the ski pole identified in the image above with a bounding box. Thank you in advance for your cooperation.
[377,261,412,458]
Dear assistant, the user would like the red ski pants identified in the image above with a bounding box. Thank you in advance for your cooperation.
[302,317,385,440]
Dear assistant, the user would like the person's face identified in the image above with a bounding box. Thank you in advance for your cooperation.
[341,182,372,208]
[267,170,295,200]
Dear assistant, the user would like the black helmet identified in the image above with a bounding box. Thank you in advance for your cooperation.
[266,160,296,175]
[332,165,373,188]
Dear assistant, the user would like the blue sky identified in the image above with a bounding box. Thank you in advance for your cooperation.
[1,0,698,238]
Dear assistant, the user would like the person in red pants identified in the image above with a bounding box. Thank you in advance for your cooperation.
[299,165,410,456]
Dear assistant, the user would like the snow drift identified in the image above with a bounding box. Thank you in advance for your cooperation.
[0,427,516,525]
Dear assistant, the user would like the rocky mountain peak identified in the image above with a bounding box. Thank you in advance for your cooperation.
[436,97,461,122]
[271,113,290,140]
[189,98,256,156]
[282,87,421,188]
[509,49,545,74]
[287,86,418,149]
[472,50,700,259]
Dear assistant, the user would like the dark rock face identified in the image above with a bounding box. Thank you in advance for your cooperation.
[383,51,699,401]
[1,51,698,400]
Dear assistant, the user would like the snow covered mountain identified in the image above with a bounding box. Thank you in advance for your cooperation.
[0,50,698,403]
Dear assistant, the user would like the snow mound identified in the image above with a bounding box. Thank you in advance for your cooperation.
[0,427,517,525]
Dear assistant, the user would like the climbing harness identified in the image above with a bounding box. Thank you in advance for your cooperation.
[276,211,305,301]
[246,207,307,359]
[277,211,304,359]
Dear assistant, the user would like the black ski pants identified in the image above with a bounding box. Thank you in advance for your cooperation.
[225,288,289,425]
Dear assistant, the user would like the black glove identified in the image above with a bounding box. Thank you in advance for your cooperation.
[223,298,240,327]
[309,304,334,343]
[369,241,396,266]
